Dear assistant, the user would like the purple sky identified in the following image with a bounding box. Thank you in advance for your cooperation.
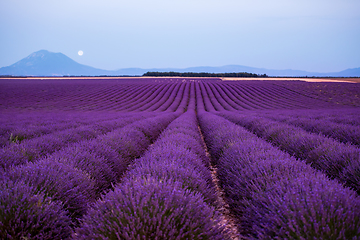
[0,0,359,72]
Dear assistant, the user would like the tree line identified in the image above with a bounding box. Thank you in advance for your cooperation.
[143,72,268,78]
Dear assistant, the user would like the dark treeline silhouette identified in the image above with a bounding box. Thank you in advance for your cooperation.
[143,72,268,78]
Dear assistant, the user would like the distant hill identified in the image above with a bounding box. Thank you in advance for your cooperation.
[151,65,360,77]
[1,50,359,77]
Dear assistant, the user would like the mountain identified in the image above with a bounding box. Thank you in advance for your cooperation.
[334,67,360,77]
[1,50,359,77]
[0,50,111,76]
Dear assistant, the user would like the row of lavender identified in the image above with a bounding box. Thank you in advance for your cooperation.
[272,80,360,107]
[74,111,233,239]
[0,84,201,238]
[0,80,194,168]
[0,112,157,169]
[3,79,354,112]
[1,112,178,239]
[0,109,238,239]
[0,79,177,110]
[0,111,139,147]
[199,81,332,111]
[198,111,360,239]
[3,107,359,238]
[253,108,360,146]
[72,90,232,238]
[50,81,190,112]
[218,110,360,194]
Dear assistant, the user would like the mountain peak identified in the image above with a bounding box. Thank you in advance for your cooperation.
[31,49,51,54]
[25,50,66,60]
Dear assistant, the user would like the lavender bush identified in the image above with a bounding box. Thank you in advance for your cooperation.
[4,159,96,220]
[62,139,126,180]
[47,150,117,196]
[74,177,227,240]
[127,146,217,205]
[0,179,72,240]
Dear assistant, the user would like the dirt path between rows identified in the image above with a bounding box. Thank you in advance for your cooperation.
[197,125,242,240]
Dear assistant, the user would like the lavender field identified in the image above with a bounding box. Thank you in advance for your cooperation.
[1,77,360,239]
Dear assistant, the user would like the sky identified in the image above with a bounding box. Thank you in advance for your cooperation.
[0,0,359,72]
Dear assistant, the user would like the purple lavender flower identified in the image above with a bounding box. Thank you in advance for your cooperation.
[74,177,228,240]
[5,159,96,220]
[0,179,72,239]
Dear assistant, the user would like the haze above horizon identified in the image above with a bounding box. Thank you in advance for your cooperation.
[0,0,359,73]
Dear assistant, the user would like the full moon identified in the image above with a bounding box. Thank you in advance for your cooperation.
[78,50,83,56]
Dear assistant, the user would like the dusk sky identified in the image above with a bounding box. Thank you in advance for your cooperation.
[1,0,359,72]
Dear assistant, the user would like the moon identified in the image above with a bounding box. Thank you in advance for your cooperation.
[78,50,83,56]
